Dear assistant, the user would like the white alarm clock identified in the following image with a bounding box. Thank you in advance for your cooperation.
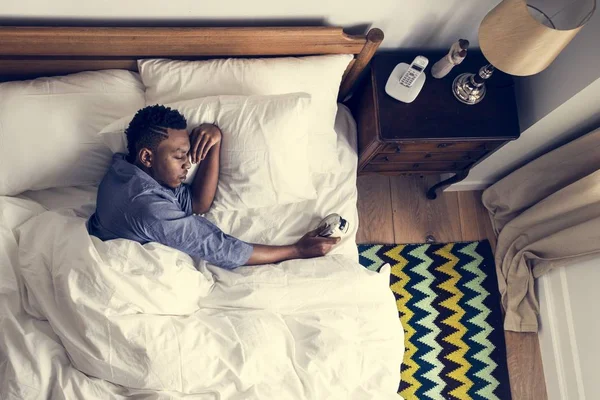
[316,213,349,238]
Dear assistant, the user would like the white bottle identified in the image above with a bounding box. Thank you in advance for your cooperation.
[431,39,469,79]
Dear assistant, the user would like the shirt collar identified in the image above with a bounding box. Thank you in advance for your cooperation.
[111,153,176,194]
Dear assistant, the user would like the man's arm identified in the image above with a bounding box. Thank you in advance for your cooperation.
[245,229,340,265]
[190,124,222,215]
[142,197,340,269]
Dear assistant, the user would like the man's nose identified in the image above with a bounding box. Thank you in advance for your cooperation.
[184,158,191,169]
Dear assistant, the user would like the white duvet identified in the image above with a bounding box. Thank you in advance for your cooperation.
[0,105,404,399]
[2,206,402,399]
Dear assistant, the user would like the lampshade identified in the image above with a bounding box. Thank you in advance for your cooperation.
[479,0,596,76]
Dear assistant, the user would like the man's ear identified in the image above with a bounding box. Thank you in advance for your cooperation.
[138,148,153,168]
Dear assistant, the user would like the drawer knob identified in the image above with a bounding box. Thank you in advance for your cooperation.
[424,153,432,159]
[412,163,420,168]
[437,143,451,148]
[395,146,402,153]
[384,156,390,162]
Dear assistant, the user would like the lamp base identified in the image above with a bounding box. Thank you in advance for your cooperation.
[452,73,486,105]
[452,64,495,105]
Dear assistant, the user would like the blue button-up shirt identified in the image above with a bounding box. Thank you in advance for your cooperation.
[88,154,253,269]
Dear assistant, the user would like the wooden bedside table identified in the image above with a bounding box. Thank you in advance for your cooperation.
[348,50,520,199]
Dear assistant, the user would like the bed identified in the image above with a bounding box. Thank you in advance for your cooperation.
[0,26,403,399]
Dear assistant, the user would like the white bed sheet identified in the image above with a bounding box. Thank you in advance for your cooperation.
[0,197,123,399]
[0,106,404,398]
[18,104,361,261]
[0,198,403,400]
[205,103,360,260]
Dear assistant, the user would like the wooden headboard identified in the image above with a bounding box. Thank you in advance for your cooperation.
[0,26,384,100]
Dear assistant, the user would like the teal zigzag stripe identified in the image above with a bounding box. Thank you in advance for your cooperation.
[410,245,445,399]
[461,242,500,399]
[359,245,385,271]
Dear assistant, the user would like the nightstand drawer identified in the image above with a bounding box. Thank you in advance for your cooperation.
[381,141,502,154]
[363,160,469,173]
[371,151,481,163]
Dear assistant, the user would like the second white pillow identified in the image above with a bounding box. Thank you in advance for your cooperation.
[138,55,354,174]
[99,93,316,211]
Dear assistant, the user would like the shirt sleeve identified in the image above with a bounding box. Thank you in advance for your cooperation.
[136,196,254,269]
[174,184,193,216]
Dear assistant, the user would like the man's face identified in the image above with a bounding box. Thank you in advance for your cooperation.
[150,128,191,189]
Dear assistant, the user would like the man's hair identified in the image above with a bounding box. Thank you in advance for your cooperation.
[125,105,187,162]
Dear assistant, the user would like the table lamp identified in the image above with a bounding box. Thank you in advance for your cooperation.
[453,0,596,105]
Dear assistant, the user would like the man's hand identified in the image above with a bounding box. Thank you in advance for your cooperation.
[190,123,222,164]
[245,229,340,265]
[189,123,222,214]
[294,228,340,258]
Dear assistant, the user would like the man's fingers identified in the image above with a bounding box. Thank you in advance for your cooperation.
[306,228,321,237]
[197,135,210,161]
[191,131,203,164]
[314,236,340,244]
[201,139,216,160]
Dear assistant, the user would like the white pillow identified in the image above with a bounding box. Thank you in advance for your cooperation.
[138,54,353,173]
[0,70,145,196]
[99,93,316,211]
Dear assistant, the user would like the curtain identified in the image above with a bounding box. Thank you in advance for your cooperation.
[482,127,600,332]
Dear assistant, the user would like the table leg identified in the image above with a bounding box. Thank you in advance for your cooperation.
[426,170,469,200]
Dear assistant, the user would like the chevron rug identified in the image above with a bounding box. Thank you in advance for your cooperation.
[358,241,511,400]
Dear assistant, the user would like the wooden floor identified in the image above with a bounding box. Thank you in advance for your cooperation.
[356,175,547,400]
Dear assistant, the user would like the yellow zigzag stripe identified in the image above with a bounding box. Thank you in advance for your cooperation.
[386,245,421,399]
[436,244,474,399]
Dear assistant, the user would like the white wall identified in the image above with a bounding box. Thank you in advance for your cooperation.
[448,11,600,190]
[0,0,500,49]
[537,255,600,400]
[514,10,600,132]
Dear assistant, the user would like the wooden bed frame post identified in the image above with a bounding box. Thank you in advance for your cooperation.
[338,28,384,101]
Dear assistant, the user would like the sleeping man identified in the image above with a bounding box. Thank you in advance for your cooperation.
[88,105,339,269]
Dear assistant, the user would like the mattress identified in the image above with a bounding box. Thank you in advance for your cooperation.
[18,103,361,260]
